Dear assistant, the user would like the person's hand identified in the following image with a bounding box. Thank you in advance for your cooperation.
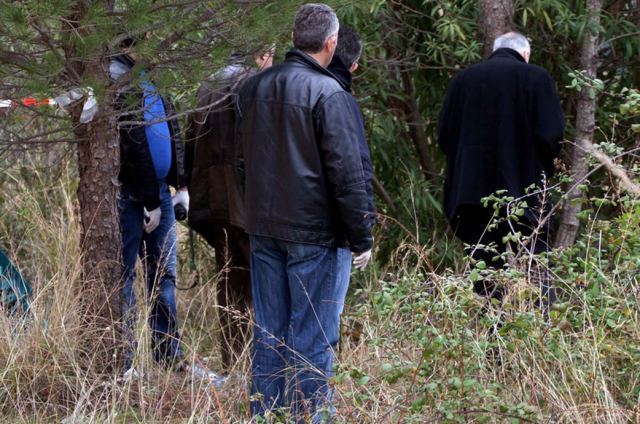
[352,249,372,270]
[172,188,190,213]
[143,207,162,233]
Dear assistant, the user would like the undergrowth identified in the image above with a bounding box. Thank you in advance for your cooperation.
[0,154,638,423]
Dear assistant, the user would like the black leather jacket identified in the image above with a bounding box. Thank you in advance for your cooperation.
[113,55,186,211]
[237,49,373,253]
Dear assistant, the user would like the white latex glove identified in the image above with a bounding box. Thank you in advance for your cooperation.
[352,249,372,270]
[172,188,190,213]
[143,207,162,234]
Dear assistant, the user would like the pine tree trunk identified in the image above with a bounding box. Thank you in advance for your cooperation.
[64,2,123,371]
[479,0,515,57]
[555,0,603,248]
[74,86,122,358]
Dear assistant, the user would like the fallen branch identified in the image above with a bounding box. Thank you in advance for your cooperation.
[586,140,640,197]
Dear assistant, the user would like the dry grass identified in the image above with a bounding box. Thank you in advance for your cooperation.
[0,156,638,423]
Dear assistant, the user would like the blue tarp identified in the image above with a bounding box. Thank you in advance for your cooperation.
[0,249,31,315]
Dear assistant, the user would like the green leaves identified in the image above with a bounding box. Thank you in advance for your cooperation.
[469,268,481,283]
[567,70,604,100]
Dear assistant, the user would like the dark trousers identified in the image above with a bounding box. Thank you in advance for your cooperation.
[454,205,555,312]
[119,182,182,369]
[208,224,252,372]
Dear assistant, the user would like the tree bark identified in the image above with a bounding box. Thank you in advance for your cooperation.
[73,83,122,361]
[479,0,515,57]
[383,2,438,183]
[65,2,123,370]
[555,0,603,248]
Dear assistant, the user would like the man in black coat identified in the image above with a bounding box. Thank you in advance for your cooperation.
[438,32,564,303]
[237,3,373,420]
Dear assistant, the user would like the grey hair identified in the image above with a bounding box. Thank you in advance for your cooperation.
[493,32,530,53]
[293,3,339,53]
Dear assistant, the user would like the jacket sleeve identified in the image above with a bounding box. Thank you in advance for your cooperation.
[117,91,161,210]
[164,96,187,189]
[183,110,196,188]
[317,91,374,253]
[532,72,565,177]
[184,83,212,189]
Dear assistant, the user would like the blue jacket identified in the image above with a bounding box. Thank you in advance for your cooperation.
[110,54,186,210]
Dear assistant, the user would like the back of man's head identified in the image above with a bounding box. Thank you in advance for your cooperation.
[335,26,363,68]
[293,3,339,53]
[493,32,530,54]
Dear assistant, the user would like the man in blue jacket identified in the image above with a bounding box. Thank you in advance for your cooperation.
[111,39,190,377]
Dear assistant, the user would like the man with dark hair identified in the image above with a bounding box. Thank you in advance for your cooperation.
[328,25,376,230]
[238,3,373,421]
[184,48,274,377]
[332,25,363,72]
[438,32,564,309]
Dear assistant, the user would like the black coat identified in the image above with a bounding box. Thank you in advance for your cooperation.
[438,48,564,242]
[185,60,253,241]
[237,49,373,253]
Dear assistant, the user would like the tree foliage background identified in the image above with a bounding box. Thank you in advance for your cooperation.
[1,0,639,267]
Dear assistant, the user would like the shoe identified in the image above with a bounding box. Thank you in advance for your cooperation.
[122,367,140,381]
[179,359,228,389]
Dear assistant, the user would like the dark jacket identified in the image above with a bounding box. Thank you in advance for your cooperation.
[237,49,373,253]
[438,48,564,241]
[113,55,186,211]
[328,56,377,227]
[185,60,253,240]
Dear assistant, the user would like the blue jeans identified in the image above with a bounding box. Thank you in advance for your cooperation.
[119,182,182,368]
[249,235,351,423]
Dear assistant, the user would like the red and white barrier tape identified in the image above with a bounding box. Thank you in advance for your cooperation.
[0,98,56,108]
[0,87,97,123]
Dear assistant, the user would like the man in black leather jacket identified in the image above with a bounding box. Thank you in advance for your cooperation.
[237,3,374,421]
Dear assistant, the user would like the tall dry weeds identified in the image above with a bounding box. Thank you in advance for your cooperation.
[0,154,638,423]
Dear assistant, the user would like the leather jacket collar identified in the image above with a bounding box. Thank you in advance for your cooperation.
[285,48,337,79]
